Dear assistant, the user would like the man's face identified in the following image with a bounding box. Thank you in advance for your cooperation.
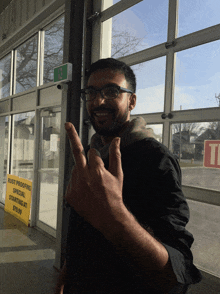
[86,69,135,137]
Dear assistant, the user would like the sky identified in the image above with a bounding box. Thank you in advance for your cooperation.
[111,0,220,117]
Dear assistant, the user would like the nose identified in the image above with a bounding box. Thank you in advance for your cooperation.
[92,91,106,107]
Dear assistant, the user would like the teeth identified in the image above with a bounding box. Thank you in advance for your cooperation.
[96,113,109,116]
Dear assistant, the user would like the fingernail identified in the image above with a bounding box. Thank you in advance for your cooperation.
[65,122,72,130]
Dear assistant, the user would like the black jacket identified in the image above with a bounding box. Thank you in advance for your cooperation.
[64,137,202,293]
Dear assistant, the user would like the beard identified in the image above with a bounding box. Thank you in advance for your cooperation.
[89,107,129,137]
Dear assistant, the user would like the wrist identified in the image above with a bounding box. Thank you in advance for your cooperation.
[99,203,133,241]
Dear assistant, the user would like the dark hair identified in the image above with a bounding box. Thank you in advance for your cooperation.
[87,58,136,93]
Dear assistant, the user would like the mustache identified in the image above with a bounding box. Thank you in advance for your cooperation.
[91,107,115,113]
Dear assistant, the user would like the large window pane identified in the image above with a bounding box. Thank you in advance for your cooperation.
[146,124,163,143]
[171,121,220,191]
[43,16,65,84]
[105,0,168,59]
[174,41,220,111]
[12,112,35,181]
[16,36,38,94]
[131,57,166,114]
[186,200,220,278]
[178,0,220,37]
[0,54,11,99]
[0,116,9,204]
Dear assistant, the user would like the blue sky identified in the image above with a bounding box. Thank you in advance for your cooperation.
[111,0,220,114]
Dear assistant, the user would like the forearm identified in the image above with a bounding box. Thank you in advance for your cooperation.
[100,205,177,291]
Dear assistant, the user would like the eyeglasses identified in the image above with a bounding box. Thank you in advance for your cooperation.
[81,85,133,102]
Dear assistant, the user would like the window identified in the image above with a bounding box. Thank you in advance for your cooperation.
[172,121,220,191]
[178,0,220,37]
[103,0,169,59]
[11,112,35,181]
[0,54,11,99]
[131,57,166,114]
[15,35,38,94]
[174,41,220,111]
[43,16,65,84]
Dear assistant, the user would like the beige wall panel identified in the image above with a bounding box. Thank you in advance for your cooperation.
[0,100,10,114]
[10,1,16,34]
[2,7,9,39]
[15,0,22,29]
[12,92,36,111]
[20,0,27,27]
[0,13,3,45]
[39,86,62,106]
[28,0,37,20]
[45,0,52,6]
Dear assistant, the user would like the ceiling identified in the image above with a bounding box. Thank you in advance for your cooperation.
[0,0,13,15]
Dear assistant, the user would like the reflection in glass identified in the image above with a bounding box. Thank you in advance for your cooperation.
[43,16,64,84]
[0,116,9,204]
[16,35,38,94]
[146,124,163,143]
[12,112,35,181]
[174,41,220,111]
[39,108,61,229]
[107,0,168,58]
[131,57,166,114]
[178,0,220,37]
[0,54,11,99]
[171,121,220,191]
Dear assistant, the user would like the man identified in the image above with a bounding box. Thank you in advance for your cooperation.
[55,58,202,293]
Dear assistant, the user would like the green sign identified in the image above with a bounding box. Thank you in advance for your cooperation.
[54,63,72,83]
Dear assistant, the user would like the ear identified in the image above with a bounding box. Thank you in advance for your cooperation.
[129,93,137,111]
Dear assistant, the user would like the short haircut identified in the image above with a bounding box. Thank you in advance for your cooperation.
[87,58,136,93]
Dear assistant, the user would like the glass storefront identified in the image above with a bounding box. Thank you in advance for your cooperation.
[38,107,61,229]
[0,116,9,204]
[11,112,35,181]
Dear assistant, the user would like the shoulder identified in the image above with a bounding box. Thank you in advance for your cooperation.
[121,138,177,166]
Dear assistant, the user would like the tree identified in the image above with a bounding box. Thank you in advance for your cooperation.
[111,18,144,58]
[0,15,145,97]
[111,17,146,58]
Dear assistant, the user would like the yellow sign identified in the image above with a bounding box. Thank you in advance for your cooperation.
[4,175,32,226]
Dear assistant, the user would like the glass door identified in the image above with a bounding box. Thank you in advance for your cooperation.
[37,107,61,232]
[0,116,10,204]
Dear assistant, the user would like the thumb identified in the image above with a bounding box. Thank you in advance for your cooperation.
[108,137,123,180]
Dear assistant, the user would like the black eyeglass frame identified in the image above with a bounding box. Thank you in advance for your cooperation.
[81,85,133,102]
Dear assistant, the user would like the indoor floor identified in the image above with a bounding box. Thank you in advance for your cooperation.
[0,205,220,294]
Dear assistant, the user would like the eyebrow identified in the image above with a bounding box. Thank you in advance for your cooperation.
[86,83,119,90]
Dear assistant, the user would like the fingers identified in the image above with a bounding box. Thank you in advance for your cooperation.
[108,137,123,180]
[65,122,87,170]
[87,148,104,172]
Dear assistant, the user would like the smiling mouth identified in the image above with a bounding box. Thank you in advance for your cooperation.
[95,112,110,117]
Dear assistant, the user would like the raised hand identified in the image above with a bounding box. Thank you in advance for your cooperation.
[64,122,124,232]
